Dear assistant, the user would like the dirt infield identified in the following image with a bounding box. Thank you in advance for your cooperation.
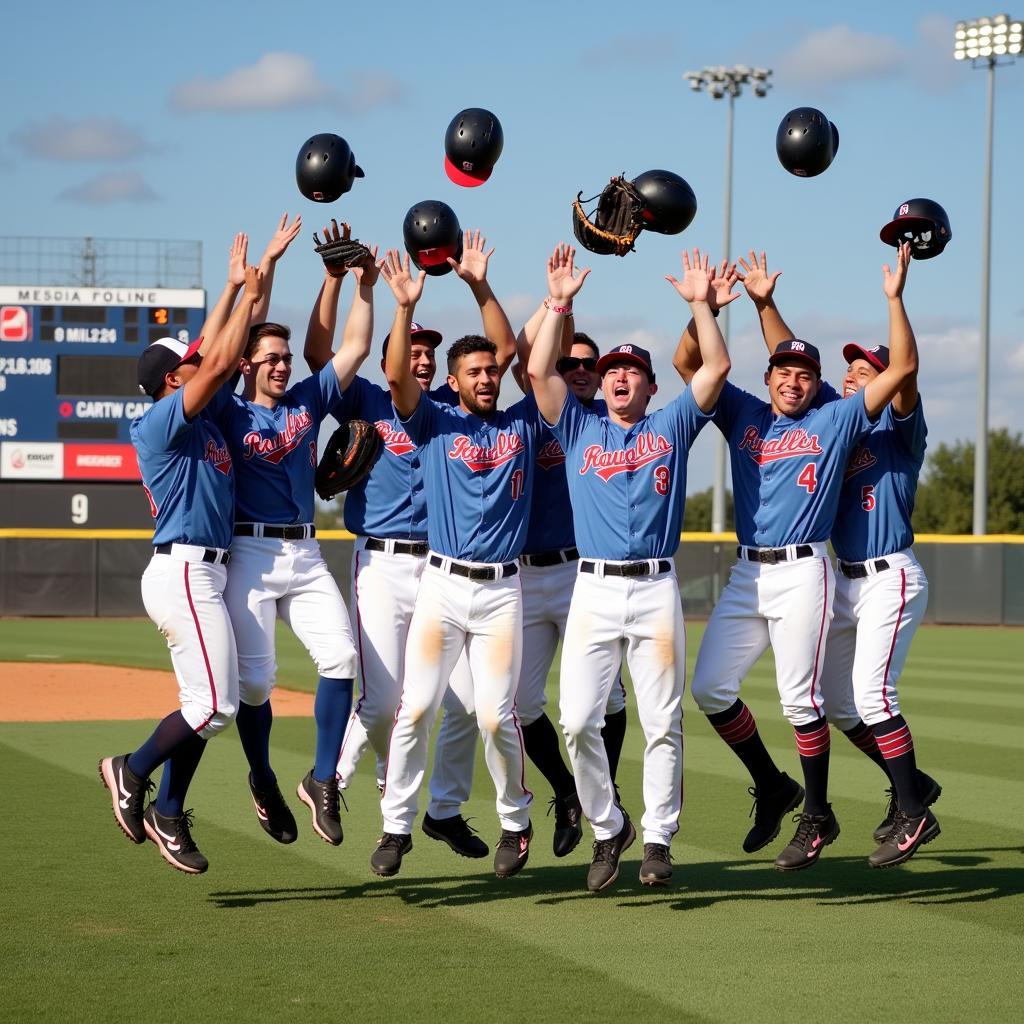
[0,662,315,722]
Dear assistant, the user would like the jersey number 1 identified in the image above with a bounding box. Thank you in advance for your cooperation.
[510,469,524,500]
[797,462,818,494]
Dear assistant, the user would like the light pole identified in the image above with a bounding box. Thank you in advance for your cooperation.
[954,14,1021,535]
[684,65,772,534]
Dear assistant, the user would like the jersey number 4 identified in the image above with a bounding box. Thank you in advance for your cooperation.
[796,462,818,494]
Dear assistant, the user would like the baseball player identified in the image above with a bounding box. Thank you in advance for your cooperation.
[369,249,536,880]
[528,245,730,892]
[208,251,375,849]
[674,242,919,871]
[100,251,263,874]
[735,250,940,867]
[304,225,519,860]
[511,308,629,857]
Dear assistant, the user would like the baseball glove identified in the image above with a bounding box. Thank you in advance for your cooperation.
[315,419,382,500]
[572,175,647,256]
[313,231,373,273]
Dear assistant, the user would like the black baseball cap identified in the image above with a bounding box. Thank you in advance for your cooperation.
[137,336,203,397]
[843,342,889,372]
[596,343,655,380]
[381,321,443,357]
[769,339,822,374]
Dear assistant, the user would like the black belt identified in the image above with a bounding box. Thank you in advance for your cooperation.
[520,546,579,567]
[234,523,316,540]
[365,537,429,556]
[428,555,518,581]
[838,558,890,579]
[155,543,231,565]
[737,544,814,565]
[580,559,672,577]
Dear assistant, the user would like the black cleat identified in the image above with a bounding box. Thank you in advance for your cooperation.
[639,843,673,887]
[248,774,298,844]
[549,792,583,858]
[422,813,488,858]
[774,806,840,872]
[143,806,208,874]
[99,754,152,844]
[743,773,805,853]
[297,771,343,846]
[873,771,942,843]
[370,832,412,877]
[869,808,940,868]
[494,823,533,878]
[587,812,636,893]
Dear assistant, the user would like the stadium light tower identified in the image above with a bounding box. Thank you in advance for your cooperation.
[954,13,1021,535]
[683,65,772,534]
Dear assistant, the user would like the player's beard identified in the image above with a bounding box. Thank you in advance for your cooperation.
[462,385,499,418]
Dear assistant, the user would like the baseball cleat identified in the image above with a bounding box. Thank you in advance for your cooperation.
[639,843,673,887]
[422,813,488,858]
[297,771,343,846]
[143,805,209,874]
[370,832,412,877]
[744,773,805,853]
[587,812,636,893]
[773,806,840,872]
[248,774,298,844]
[493,823,533,879]
[549,792,583,858]
[869,808,940,869]
[99,754,152,845]
[873,771,942,843]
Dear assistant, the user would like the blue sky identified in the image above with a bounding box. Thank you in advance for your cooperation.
[2,1,1021,490]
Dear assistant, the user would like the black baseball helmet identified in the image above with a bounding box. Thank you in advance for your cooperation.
[630,169,697,235]
[444,108,504,187]
[403,200,463,276]
[295,133,364,203]
[776,108,839,177]
[879,198,952,260]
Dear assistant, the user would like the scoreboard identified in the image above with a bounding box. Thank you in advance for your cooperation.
[0,283,205,528]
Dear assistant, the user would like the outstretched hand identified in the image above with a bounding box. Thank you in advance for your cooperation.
[227,232,248,287]
[882,241,912,299]
[379,248,425,308]
[350,243,381,287]
[447,228,495,286]
[546,243,591,304]
[709,258,741,312]
[665,248,713,304]
[318,219,351,279]
[243,265,265,303]
[262,212,302,264]
[736,249,782,304]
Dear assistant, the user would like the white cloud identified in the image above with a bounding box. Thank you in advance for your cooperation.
[1007,344,1024,374]
[910,15,962,95]
[12,116,154,162]
[59,171,158,204]
[775,25,904,88]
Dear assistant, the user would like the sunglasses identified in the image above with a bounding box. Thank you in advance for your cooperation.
[556,356,598,373]
[249,352,293,368]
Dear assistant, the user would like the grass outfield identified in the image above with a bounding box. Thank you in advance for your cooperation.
[1,620,1021,1022]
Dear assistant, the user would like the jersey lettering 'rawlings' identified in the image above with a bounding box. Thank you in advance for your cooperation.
[714,380,875,548]
[550,389,710,560]
[523,399,607,555]
[831,399,927,562]
[331,377,458,539]
[131,388,234,549]
[208,364,341,524]
[400,390,540,562]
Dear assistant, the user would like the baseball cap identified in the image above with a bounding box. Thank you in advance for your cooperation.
[768,339,821,374]
[842,342,889,372]
[381,322,443,357]
[596,343,656,381]
[137,336,203,397]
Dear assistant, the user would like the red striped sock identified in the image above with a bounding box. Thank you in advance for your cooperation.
[876,723,914,759]
[710,704,757,746]
[794,720,831,757]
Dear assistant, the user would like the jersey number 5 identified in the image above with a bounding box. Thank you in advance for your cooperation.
[797,462,818,494]
[654,466,670,496]
[861,485,876,512]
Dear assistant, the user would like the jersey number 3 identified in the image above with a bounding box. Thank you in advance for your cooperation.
[796,462,818,494]
[654,466,670,496]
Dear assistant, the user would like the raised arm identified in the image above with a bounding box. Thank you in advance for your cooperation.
[665,249,731,413]
[251,212,302,324]
[198,232,247,354]
[447,229,517,375]
[672,258,739,383]
[863,243,918,420]
[526,244,590,424]
[736,249,794,353]
[329,240,380,392]
[304,220,349,373]
[380,249,426,418]
[512,299,576,394]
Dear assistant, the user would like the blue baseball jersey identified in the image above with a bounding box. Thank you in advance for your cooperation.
[208,364,341,525]
[714,381,876,548]
[131,389,235,549]
[549,389,710,560]
[831,399,927,562]
[400,390,540,562]
[523,399,607,555]
[331,377,457,539]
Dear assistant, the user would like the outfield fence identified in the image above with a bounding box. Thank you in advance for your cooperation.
[1,531,1022,624]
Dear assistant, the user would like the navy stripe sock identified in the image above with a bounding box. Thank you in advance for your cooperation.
[707,700,782,790]
[236,699,276,789]
[127,710,196,780]
[601,708,628,784]
[873,715,923,817]
[313,677,354,782]
[155,733,208,817]
[794,718,831,816]
[523,715,575,798]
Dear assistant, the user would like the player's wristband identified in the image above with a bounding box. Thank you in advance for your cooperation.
[544,299,572,315]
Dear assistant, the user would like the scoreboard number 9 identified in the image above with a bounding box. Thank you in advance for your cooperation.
[71,493,89,524]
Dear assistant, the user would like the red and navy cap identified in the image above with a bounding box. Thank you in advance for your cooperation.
[596,343,655,380]
[137,336,203,397]
[842,342,889,372]
[444,155,494,188]
[381,322,443,357]
[769,339,821,374]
